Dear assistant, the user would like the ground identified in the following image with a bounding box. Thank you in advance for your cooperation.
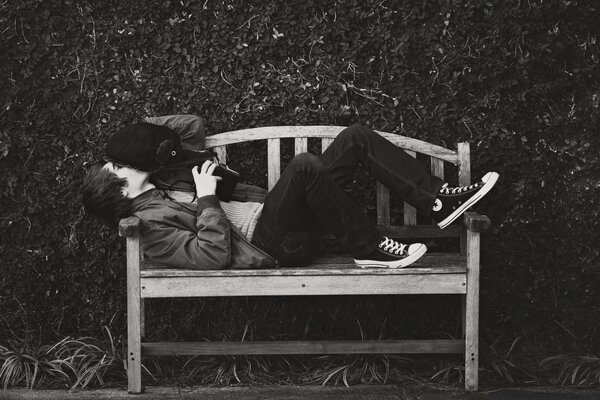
[2,384,600,400]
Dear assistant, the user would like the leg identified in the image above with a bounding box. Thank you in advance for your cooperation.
[320,125,444,213]
[465,229,481,391]
[321,125,499,229]
[126,236,143,394]
[253,153,381,265]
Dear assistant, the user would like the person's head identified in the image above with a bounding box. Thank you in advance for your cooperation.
[82,161,134,227]
[82,122,214,226]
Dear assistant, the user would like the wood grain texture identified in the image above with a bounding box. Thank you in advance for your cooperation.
[205,127,459,163]
[295,137,308,155]
[457,142,471,186]
[140,273,466,298]
[141,253,466,276]
[465,229,481,391]
[464,212,491,232]
[267,138,280,191]
[126,236,143,394]
[142,340,464,356]
[431,157,444,180]
[119,216,140,238]
[458,142,471,259]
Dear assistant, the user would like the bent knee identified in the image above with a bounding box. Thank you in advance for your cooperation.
[337,124,375,141]
[289,153,327,177]
[291,152,322,169]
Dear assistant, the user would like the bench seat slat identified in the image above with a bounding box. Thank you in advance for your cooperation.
[141,253,466,276]
[141,253,466,278]
[140,273,466,297]
[139,254,467,298]
[142,340,464,356]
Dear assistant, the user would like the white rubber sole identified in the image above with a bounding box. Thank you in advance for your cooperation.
[437,172,499,229]
[354,243,427,269]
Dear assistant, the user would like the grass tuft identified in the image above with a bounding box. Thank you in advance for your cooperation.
[0,326,123,390]
[541,354,600,386]
[305,354,410,387]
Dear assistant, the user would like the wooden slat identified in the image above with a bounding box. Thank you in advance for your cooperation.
[465,229,481,391]
[377,183,390,226]
[142,340,464,356]
[321,137,334,153]
[213,145,227,164]
[119,216,140,238]
[457,142,471,186]
[126,236,143,394]
[458,142,471,256]
[267,138,280,191]
[295,137,307,155]
[205,127,459,163]
[464,212,491,232]
[431,157,444,180]
[140,272,466,298]
[142,264,466,277]
[404,151,418,225]
[141,253,466,276]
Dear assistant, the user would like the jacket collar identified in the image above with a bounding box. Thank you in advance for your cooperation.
[131,188,163,209]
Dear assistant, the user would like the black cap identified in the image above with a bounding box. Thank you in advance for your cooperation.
[105,122,214,172]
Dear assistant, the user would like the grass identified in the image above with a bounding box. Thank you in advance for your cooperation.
[2,328,599,389]
[541,355,600,386]
[303,354,411,387]
[0,326,123,390]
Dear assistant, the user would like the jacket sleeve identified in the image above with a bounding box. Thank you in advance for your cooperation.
[139,195,231,269]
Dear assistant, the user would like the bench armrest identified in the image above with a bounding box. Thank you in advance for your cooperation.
[119,216,141,237]
[463,212,491,232]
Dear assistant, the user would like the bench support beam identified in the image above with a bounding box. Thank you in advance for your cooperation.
[142,340,464,356]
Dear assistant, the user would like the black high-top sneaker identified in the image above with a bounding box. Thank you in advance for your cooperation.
[354,237,427,268]
[433,172,499,229]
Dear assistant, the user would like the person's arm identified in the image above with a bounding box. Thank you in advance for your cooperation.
[140,161,230,269]
[140,194,231,269]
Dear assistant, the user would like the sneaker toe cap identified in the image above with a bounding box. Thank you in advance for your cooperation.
[482,171,499,182]
[407,243,427,255]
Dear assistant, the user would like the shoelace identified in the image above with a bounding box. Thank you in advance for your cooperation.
[439,181,481,195]
[379,237,407,255]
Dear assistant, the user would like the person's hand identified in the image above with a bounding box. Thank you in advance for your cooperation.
[192,160,222,198]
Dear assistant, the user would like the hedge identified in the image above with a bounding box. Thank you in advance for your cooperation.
[1,0,598,360]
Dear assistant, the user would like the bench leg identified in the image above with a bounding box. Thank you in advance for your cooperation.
[127,237,143,394]
[464,229,480,391]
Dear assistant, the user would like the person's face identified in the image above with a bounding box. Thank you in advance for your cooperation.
[103,162,127,179]
[103,162,130,197]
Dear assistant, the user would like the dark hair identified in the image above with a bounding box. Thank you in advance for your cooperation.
[82,161,133,227]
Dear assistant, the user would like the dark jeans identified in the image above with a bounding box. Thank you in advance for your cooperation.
[251,125,444,266]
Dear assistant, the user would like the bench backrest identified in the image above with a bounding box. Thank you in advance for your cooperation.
[206,126,471,241]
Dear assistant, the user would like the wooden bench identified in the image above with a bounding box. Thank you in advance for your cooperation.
[119,126,490,393]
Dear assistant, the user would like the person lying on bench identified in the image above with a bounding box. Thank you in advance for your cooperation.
[82,123,498,270]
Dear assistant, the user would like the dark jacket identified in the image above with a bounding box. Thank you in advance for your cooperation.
[131,114,277,269]
[132,188,277,270]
